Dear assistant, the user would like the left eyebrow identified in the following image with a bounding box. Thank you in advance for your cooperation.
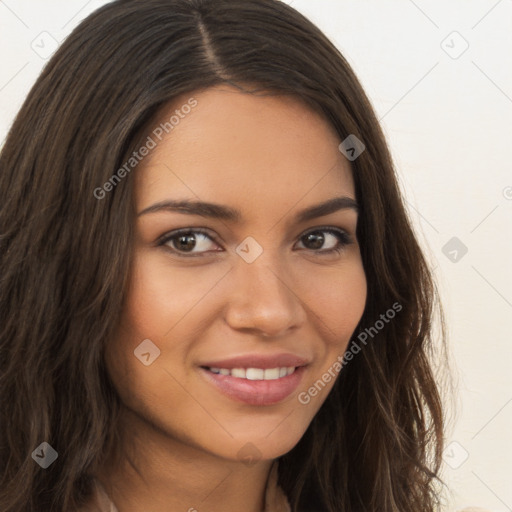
[295,196,359,222]
[137,196,358,222]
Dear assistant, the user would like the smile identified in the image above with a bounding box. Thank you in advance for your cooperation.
[199,365,306,406]
[206,366,297,380]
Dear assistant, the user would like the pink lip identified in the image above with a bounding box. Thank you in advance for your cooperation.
[199,365,307,406]
[199,353,309,370]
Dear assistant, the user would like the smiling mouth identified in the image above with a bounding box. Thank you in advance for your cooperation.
[202,366,297,380]
[199,365,306,405]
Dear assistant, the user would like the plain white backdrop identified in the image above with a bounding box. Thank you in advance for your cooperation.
[1,1,511,510]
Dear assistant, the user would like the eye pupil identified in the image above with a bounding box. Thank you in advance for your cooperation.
[176,234,196,251]
[304,232,325,250]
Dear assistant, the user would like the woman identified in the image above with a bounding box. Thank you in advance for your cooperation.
[0,0,456,510]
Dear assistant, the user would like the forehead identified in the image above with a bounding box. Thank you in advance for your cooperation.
[135,85,355,225]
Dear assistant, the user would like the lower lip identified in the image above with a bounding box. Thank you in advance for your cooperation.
[199,366,306,406]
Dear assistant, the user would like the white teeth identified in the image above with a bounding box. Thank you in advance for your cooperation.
[231,368,246,378]
[208,366,296,380]
[263,368,280,380]
[246,368,264,380]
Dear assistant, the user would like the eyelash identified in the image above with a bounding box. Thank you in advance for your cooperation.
[157,226,353,258]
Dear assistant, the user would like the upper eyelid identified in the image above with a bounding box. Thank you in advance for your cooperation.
[157,227,216,245]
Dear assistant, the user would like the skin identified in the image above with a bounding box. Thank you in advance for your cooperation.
[97,85,367,512]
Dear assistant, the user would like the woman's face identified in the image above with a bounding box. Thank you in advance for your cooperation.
[105,85,367,462]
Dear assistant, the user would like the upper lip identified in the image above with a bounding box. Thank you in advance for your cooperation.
[200,353,310,370]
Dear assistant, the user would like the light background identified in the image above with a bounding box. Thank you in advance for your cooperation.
[1,1,511,510]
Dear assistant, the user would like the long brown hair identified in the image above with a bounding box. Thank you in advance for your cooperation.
[0,1,447,510]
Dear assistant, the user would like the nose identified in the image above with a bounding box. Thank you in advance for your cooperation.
[223,253,306,338]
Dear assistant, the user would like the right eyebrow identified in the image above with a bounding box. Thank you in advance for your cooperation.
[137,199,242,221]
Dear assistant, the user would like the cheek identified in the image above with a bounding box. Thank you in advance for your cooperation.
[121,250,226,338]
[104,254,208,431]
[299,259,367,346]
[107,252,228,402]
[104,254,189,400]
[293,260,366,411]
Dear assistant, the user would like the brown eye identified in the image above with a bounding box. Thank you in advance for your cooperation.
[159,228,221,256]
[296,228,352,254]
[173,233,199,252]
